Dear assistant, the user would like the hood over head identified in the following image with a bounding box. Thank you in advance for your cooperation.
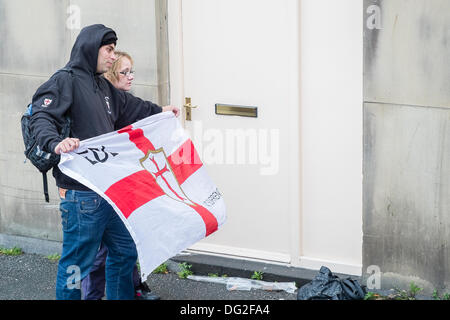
[66,24,117,74]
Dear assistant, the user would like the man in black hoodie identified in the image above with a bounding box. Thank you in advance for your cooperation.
[30,24,179,300]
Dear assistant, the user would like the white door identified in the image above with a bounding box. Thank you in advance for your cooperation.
[168,0,301,265]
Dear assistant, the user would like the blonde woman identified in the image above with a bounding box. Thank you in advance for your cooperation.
[104,51,135,91]
[81,51,160,300]
[104,51,178,113]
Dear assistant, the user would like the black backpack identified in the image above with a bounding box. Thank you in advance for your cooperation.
[21,67,73,202]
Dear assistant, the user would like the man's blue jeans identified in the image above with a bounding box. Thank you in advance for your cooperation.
[55,190,137,300]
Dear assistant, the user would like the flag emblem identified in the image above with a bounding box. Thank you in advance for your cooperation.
[140,148,195,206]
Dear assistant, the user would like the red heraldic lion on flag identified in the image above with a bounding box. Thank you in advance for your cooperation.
[59,112,226,278]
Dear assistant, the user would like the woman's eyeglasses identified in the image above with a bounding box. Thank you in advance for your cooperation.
[119,70,135,77]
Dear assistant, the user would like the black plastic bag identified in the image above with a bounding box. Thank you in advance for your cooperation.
[297,266,366,300]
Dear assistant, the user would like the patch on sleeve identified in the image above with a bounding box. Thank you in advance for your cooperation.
[42,98,53,107]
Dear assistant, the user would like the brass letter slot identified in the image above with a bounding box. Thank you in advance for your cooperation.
[215,104,258,118]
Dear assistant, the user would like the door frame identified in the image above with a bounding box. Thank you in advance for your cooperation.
[167,0,186,127]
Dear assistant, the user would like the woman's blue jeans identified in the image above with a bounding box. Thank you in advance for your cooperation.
[80,243,141,300]
[55,190,137,300]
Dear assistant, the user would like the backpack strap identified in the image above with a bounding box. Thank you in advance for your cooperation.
[42,172,49,203]
[58,67,73,74]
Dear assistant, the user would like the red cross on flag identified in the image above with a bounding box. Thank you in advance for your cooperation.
[58,112,226,278]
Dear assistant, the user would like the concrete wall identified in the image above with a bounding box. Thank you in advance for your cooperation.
[0,0,168,242]
[363,0,449,292]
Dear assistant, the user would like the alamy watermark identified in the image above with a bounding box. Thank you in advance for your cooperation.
[366,265,381,290]
[366,4,382,30]
[66,265,81,290]
[66,5,81,30]
[171,121,280,176]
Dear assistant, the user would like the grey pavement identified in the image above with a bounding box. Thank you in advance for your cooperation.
[0,252,297,300]
[0,235,439,302]
[1,252,441,320]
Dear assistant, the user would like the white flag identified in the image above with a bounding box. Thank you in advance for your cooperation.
[58,112,226,278]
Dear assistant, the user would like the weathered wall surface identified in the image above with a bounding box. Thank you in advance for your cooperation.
[363,0,449,292]
[0,0,168,242]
